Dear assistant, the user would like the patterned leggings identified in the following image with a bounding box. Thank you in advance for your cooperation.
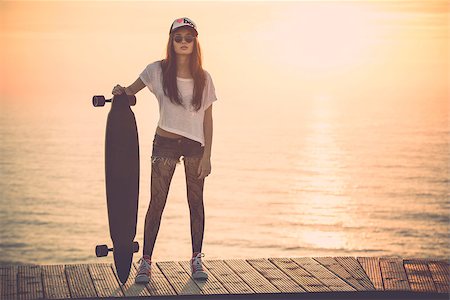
[143,156,205,258]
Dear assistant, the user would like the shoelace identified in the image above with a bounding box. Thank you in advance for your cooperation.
[192,253,205,272]
[138,258,151,275]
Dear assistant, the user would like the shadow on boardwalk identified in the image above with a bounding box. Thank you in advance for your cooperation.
[77,292,448,300]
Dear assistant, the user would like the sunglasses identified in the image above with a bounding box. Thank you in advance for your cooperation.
[173,34,195,44]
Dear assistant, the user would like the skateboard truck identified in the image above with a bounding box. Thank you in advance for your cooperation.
[95,241,140,257]
[92,95,137,107]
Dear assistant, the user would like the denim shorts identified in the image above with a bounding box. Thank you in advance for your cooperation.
[152,133,204,160]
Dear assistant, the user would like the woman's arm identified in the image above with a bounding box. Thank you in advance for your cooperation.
[125,78,146,95]
[112,78,145,96]
[198,105,213,179]
[203,105,213,159]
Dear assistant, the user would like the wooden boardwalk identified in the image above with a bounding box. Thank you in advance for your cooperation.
[0,257,448,299]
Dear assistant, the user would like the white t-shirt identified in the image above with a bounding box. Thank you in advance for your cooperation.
[139,60,217,146]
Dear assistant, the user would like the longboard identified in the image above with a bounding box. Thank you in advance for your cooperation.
[93,94,139,284]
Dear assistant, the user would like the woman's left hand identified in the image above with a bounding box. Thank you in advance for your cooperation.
[197,157,211,180]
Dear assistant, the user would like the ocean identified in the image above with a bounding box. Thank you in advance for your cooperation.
[0,92,448,265]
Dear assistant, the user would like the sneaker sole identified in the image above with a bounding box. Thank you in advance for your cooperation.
[192,273,208,280]
[135,275,150,284]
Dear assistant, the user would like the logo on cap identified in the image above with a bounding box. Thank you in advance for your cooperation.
[182,18,196,28]
[170,17,198,35]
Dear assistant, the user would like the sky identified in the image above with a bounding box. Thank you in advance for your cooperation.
[0,0,448,116]
[0,0,448,263]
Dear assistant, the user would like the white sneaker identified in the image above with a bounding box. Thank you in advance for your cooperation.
[191,253,208,280]
[135,256,152,284]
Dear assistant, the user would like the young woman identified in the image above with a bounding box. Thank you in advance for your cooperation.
[112,17,217,284]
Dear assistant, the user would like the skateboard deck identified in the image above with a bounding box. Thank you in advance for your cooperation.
[93,94,140,284]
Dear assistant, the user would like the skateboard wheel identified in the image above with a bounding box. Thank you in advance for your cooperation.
[128,95,137,106]
[95,244,109,257]
[132,241,139,253]
[93,95,106,107]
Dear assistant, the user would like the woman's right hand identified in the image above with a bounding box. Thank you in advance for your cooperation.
[112,84,126,95]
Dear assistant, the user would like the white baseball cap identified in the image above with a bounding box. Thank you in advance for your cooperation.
[169,17,198,36]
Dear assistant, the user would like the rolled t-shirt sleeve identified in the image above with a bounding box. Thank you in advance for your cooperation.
[139,61,160,94]
[203,71,217,110]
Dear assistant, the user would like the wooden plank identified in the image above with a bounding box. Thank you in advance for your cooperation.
[179,260,229,295]
[270,257,330,292]
[314,257,367,291]
[379,258,411,291]
[335,257,375,291]
[0,266,16,300]
[292,257,355,292]
[3,257,448,299]
[404,259,437,293]
[247,258,306,293]
[357,257,384,291]
[0,267,3,299]
[42,265,71,299]
[129,261,176,296]
[114,262,151,297]
[224,259,280,294]
[202,260,254,295]
[146,262,178,296]
[428,261,449,294]
[89,263,124,297]
[0,265,18,300]
[17,265,43,300]
[65,264,97,298]
[157,261,202,295]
